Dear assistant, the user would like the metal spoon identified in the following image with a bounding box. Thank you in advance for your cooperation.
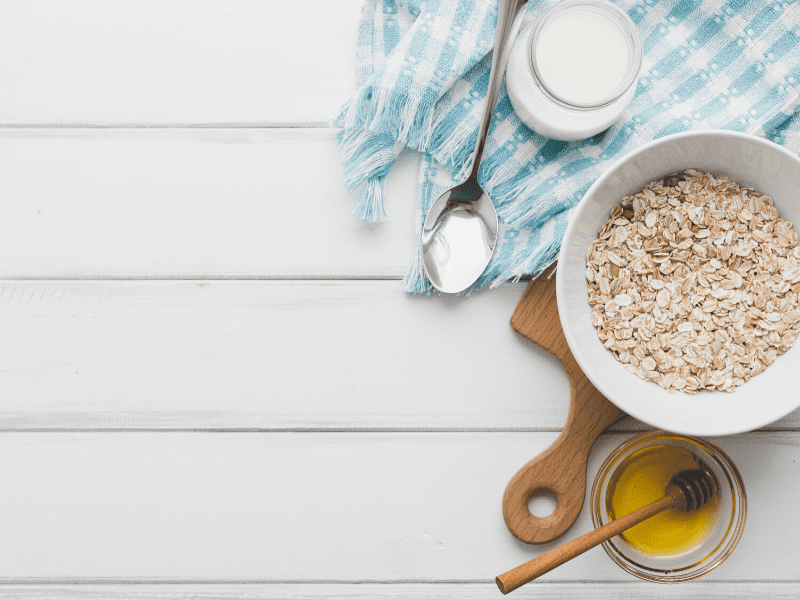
[421,0,521,294]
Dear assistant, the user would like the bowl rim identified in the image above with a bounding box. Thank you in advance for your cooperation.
[555,129,800,435]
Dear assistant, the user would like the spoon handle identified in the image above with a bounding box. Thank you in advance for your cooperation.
[469,0,523,179]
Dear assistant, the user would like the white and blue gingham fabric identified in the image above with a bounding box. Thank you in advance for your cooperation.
[333,0,800,295]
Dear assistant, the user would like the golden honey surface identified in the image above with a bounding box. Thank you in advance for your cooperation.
[605,444,720,555]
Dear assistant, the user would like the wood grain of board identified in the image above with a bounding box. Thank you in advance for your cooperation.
[0,432,795,581]
[0,1,362,125]
[0,129,418,280]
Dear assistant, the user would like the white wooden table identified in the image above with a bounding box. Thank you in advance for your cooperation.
[0,2,797,599]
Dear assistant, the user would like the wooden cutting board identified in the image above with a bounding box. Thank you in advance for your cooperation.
[502,271,626,544]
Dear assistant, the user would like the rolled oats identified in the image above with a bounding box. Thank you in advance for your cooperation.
[586,170,800,394]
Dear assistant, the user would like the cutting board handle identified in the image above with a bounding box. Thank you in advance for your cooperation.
[503,273,625,544]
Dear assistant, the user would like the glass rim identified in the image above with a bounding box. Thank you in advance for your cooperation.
[590,430,747,583]
[528,0,643,110]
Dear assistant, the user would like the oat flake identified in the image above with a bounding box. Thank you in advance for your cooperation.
[585,170,800,394]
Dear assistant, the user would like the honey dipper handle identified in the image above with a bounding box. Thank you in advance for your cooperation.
[496,494,676,594]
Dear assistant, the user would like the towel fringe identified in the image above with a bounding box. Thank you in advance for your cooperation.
[335,129,399,223]
[426,110,479,176]
[496,176,578,231]
[337,129,392,185]
[479,220,566,291]
[350,177,387,223]
[504,230,563,283]
[334,77,439,152]
[403,249,436,295]
[480,151,527,199]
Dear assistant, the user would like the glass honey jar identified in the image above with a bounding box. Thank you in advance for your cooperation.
[591,431,746,582]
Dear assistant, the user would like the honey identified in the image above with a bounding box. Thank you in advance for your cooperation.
[605,444,720,556]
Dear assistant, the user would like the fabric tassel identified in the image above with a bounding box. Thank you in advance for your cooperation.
[333,78,438,152]
[335,127,400,223]
[403,249,435,295]
[504,219,567,284]
[427,114,480,180]
[336,127,398,191]
[350,177,387,223]
[497,176,582,231]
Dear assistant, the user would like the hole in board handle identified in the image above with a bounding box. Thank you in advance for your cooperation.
[528,488,558,518]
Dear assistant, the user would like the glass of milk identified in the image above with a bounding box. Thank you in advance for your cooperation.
[506,0,642,141]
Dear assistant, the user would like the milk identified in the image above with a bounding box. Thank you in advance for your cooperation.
[505,0,642,141]
[534,9,630,106]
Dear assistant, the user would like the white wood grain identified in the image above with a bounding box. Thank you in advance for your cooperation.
[0,432,795,580]
[0,280,566,429]
[0,582,797,599]
[0,1,361,125]
[0,129,417,279]
[1,279,796,431]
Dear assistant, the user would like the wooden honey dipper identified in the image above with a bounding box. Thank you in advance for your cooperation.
[496,469,717,594]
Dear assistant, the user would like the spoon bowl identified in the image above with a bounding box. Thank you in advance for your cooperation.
[421,177,498,294]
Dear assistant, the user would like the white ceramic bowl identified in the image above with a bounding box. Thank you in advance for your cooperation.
[556,130,800,435]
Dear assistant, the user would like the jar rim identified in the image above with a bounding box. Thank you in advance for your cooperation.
[528,0,643,110]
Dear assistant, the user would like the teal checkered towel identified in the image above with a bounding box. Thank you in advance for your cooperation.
[333,0,800,294]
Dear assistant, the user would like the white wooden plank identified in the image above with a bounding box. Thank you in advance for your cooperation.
[0,280,569,429]
[0,129,417,279]
[0,1,361,125]
[0,582,797,599]
[0,279,796,431]
[0,432,795,580]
